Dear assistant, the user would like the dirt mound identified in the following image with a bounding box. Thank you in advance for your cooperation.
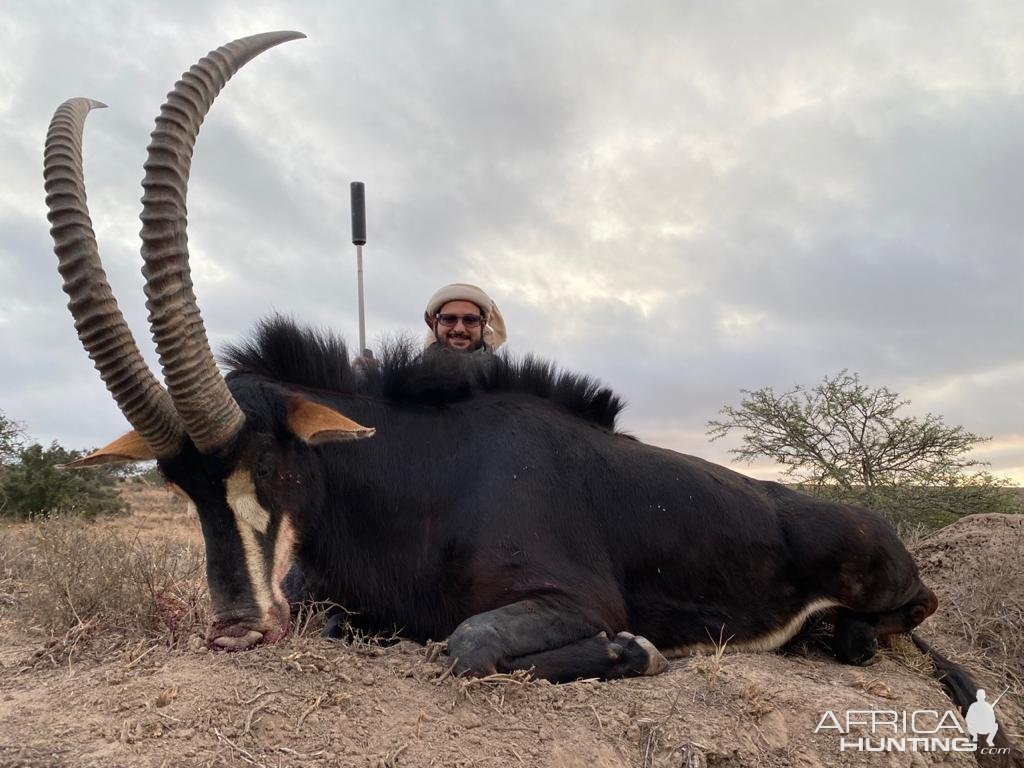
[912,513,1024,754]
[0,489,1020,767]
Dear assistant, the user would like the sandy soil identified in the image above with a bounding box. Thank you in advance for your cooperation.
[0,488,1021,768]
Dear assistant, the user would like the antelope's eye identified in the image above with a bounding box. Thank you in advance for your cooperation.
[255,454,274,480]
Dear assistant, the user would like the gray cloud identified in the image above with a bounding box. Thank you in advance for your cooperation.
[2,1,1022,482]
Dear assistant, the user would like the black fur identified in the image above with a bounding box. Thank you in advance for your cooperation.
[182,315,959,692]
[221,315,625,431]
[215,318,932,649]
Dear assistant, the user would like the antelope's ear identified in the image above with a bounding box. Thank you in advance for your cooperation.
[286,396,376,445]
[61,430,157,469]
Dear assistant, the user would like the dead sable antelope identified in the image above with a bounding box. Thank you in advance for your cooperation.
[45,32,996,717]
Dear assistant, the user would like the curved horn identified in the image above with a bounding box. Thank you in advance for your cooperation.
[140,31,306,453]
[44,98,186,458]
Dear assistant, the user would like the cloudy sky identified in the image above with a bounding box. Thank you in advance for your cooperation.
[1,1,1022,483]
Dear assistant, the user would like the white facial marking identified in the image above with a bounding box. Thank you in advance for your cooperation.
[662,598,840,658]
[225,469,275,619]
[225,469,270,534]
[271,517,296,607]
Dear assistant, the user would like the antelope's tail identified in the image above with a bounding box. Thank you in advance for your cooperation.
[911,633,1021,767]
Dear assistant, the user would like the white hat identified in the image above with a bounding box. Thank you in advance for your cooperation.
[424,283,507,350]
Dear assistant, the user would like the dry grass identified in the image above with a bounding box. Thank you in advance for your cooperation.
[883,632,934,676]
[289,600,340,639]
[936,524,1023,697]
[947,549,1024,697]
[896,519,934,548]
[689,626,733,690]
[0,518,207,664]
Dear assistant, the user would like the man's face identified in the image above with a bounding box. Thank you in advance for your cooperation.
[432,300,484,351]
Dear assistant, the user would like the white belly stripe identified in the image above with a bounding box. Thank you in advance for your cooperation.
[662,598,840,658]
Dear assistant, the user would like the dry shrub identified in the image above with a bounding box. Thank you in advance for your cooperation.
[1,442,126,519]
[291,600,341,638]
[0,519,208,658]
[688,627,732,690]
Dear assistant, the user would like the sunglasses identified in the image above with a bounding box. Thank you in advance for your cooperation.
[436,313,483,328]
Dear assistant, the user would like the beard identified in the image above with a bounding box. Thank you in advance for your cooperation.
[437,328,485,352]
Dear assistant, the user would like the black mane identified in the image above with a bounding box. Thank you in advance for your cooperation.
[221,315,625,430]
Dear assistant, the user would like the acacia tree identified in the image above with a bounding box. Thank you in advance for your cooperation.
[0,411,26,513]
[706,372,1018,528]
[0,411,24,466]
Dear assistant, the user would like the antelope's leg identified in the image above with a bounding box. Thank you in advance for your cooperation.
[832,608,879,666]
[504,630,668,682]
[446,598,666,682]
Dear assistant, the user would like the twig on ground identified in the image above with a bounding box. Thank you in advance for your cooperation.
[416,709,429,739]
[214,727,266,768]
[235,687,280,706]
[434,659,458,683]
[242,703,268,737]
[424,640,445,664]
[125,644,158,670]
[276,746,326,758]
[640,720,662,768]
[384,743,409,767]
[296,694,324,731]
[662,687,685,722]
[461,670,531,688]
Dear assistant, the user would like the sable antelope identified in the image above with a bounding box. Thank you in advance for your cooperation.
[44,35,1008,749]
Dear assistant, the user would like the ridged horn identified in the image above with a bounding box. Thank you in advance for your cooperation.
[140,31,306,453]
[44,98,186,458]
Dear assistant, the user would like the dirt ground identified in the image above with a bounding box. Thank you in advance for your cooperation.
[0,487,1021,768]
